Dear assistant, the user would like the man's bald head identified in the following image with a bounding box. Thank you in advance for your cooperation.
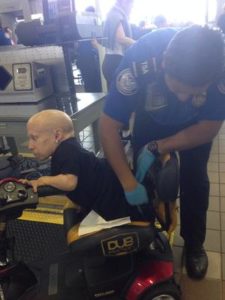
[28,109,75,137]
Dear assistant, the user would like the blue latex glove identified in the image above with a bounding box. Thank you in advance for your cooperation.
[125,183,149,206]
[135,146,156,182]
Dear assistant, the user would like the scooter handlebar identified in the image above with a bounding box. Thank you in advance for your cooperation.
[0,178,65,219]
[37,186,65,197]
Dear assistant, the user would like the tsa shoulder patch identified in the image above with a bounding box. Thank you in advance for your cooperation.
[132,57,157,77]
[116,68,138,96]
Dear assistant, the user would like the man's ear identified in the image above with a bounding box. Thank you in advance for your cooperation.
[55,128,63,143]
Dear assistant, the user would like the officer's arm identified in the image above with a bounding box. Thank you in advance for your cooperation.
[116,23,135,47]
[157,120,223,153]
[99,113,138,192]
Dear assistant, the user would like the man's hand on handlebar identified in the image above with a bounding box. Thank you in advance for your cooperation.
[20,174,77,193]
[19,177,47,193]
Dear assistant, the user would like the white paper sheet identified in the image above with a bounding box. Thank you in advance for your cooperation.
[78,210,131,236]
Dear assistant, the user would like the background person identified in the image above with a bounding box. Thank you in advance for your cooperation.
[76,6,102,92]
[4,27,15,45]
[102,0,135,89]
[99,25,225,280]
[217,4,225,33]
[131,20,152,40]
[153,15,168,28]
[0,20,13,46]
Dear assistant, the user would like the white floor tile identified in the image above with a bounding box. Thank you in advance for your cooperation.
[209,196,220,212]
[209,154,219,163]
[222,253,225,280]
[221,231,225,253]
[208,162,219,172]
[210,183,220,196]
[209,172,220,183]
[207,211,220,230]
[221,214,225,231]
[206,251,221,280]
[219,154,225,163]
[205,230,221,252]
[220,184,225,197]
[221,197,225,212]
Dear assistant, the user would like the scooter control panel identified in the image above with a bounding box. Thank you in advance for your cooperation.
[3,181,16,192]
[0,178,38,218]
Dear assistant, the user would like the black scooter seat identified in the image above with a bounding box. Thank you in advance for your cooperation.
[70,223,156,257]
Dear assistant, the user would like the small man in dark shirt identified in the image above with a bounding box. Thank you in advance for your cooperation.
[22,110,144,221]
[22,109,177,242]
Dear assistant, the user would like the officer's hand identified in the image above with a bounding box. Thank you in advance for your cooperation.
[154,200,178,234]
[136,146,155,182]
[125,183,149,206]
[167,201,178,235]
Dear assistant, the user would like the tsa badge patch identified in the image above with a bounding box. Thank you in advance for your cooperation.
[192,93,207,107]
[116,68,138,96]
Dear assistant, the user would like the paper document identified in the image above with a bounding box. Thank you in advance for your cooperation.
[78,211,131,236]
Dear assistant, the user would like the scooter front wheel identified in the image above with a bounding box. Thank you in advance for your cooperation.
[142,281,181,300]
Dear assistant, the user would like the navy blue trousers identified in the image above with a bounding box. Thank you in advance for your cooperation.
[133,116,212,248]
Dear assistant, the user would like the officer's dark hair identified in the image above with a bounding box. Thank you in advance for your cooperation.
[163,25,225,86]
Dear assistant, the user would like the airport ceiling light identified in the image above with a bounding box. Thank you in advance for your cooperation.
[0,66,12,90]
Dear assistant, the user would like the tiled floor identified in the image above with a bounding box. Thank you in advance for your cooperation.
[173,123,225,300]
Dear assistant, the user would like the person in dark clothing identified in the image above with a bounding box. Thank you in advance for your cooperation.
[100,25,225,280]
[153,15,168,28]
[102,0,135,89]
[22,110,167,228]
[76,40,102,92]
[131,22,152,40]
[0,20,12,46]
[4,27,15,45]
[76,6,102,92]
[217,7,225,34]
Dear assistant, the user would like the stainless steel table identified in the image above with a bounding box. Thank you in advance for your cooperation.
[0,93,105,154]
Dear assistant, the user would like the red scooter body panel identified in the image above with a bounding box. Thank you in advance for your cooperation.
[126,260,173,300]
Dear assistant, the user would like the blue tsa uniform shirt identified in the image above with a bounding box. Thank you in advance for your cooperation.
[103,28,225,151]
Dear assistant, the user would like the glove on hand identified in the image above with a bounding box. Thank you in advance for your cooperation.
[136,146,155,182]
[125,183,149,206]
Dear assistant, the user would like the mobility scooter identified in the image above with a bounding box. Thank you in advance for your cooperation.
[0,153,181,300]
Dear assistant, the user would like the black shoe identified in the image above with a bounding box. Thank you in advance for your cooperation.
[185,246,208,279]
